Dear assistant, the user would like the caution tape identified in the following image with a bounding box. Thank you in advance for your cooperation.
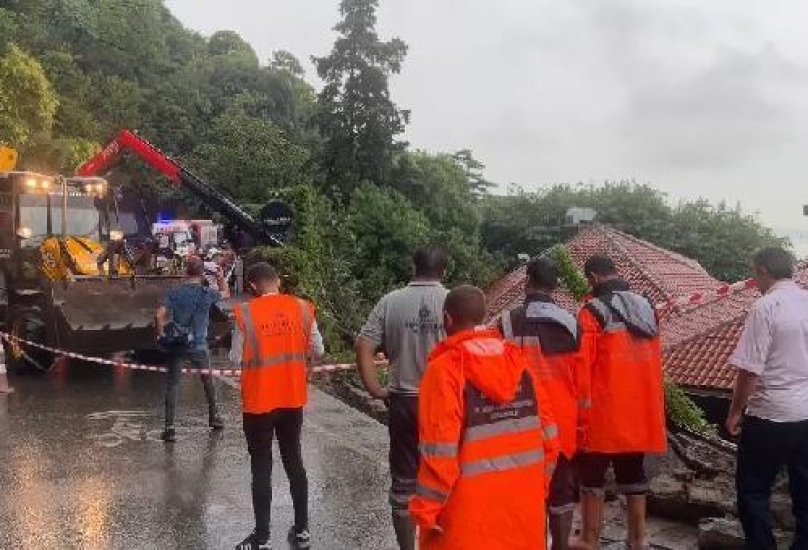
[0,332,381,378]
[658,278,758,312]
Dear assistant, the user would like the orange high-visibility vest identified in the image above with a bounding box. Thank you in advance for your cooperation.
[577,292,666,454]
[500,298,581,459]
[410,329,560,550]
[233,294,314,414]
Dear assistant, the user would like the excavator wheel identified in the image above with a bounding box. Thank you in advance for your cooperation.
[3,306,53,374]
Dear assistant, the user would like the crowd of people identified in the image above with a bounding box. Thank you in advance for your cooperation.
[155,244,807,550]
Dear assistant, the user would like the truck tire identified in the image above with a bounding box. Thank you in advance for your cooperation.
[3,306,53,374]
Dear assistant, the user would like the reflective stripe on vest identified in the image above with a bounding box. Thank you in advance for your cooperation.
[462,449,545,478]
[501,310,514,339]
[242,352,309,369]
[464,416,541,443]
[416,482,450,503]
[238,302,261,359]
[420,441,459,458]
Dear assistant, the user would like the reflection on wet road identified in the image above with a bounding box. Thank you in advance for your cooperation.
[0,364,396,549]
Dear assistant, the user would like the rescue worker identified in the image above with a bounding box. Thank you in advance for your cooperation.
[410,285,560,550]
[574,256,666,550]
[499,257,581,550]
[231,263,325,550]
[355,245,449,550]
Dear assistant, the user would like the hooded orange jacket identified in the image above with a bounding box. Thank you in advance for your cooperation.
[577,286,666,454]
[409,328,560,550]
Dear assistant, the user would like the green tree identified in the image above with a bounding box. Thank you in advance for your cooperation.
[0,44,58,147]
[313,0,409,194]
[188,106,310,204]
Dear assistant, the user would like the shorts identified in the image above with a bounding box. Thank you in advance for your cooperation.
[548,454,579,515]
[577,452,648,495]
[388,392,419,516]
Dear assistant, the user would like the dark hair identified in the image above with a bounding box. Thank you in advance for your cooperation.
[413,245,447,278]
[583,255,617,278]
[186,256,205,277]
[526,257,558,291]
[752,247,794,279]
[246,262,280,284]
[444,285,486,326]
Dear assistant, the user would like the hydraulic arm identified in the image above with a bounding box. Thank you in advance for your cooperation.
[77,129,281,246]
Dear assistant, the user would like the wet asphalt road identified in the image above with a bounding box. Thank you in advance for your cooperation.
[0,364,397,550]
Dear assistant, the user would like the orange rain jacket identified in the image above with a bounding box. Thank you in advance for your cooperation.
[409,328,560,550]
[233,294,314,414]
[500,293,582,459]
[577,281,666,454]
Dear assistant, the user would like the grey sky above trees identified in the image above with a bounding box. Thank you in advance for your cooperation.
[166,0,808,249]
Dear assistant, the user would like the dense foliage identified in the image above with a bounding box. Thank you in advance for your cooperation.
[483,182,788,282]
[0,1,788,358]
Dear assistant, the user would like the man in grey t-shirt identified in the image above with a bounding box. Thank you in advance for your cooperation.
[355,245,449,550]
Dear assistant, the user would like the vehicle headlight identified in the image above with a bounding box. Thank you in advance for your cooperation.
[110,230,124,242]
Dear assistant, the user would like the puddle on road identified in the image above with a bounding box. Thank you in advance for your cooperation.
[85,410,211,447]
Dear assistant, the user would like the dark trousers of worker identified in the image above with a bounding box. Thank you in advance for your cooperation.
[244,408,308,542]
[164,349,219,428]
[388,393,419,515]
[737,415,808,550]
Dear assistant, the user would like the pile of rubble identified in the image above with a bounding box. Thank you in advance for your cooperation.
[652,429,794,548]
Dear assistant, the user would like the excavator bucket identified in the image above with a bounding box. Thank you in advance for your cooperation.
[49,276,235,357]
[50,276,180,355]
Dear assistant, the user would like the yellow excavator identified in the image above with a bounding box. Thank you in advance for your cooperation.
[0,170,183,372]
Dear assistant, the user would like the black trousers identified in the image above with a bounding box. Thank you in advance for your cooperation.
[387,393,419,516]
[737,415,808,550]
[244,408,308,541]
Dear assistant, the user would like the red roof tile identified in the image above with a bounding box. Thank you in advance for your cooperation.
[662,263,808,391]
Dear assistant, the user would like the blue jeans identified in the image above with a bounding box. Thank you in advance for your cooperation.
[164,349,219,428]
[737,415,808,550]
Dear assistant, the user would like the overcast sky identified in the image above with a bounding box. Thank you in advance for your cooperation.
[165,0,808,249]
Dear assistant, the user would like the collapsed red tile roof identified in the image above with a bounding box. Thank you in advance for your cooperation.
[662,263,808,391]
[485,224,720,321]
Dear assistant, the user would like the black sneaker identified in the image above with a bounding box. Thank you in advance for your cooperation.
[288,527,311,549]
[209,416,225,430]
[235,531,271,550]
[160,427,176,442]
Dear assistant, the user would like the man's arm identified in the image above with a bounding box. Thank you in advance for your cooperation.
[229,324,244,366]
[575,309,598,447]
[308,319,325,362]
[726,304,771,436]
[155,305,169,338]
[726,370,759,436]
[216,267,231,300]
[355,297,388,400]
[355,336,387,399]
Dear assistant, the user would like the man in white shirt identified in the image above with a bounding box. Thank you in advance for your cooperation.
[727,247,808,550]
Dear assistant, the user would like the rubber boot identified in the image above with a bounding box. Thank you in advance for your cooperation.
[392,512,416,550]
[550,510,574,550]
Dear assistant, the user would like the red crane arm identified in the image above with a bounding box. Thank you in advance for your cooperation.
[77,129,181,183]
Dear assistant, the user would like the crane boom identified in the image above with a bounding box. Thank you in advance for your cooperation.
[77,129,281,247]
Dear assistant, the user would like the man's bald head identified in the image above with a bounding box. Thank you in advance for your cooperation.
[186,255,205,277]
[444,285,487,334]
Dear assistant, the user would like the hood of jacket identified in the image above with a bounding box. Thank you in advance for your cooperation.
[429,328,526,404]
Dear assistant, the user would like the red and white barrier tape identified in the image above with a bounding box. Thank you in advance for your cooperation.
[658,278,757,311]
[0,332,379,377]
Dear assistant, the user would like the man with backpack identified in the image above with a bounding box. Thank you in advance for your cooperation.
[574,256,666,550]
[155,255,230,442]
